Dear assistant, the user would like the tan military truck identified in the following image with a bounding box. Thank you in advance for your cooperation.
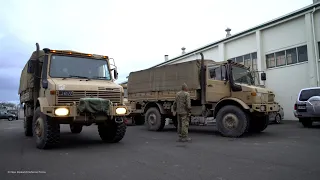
[19,43,130,149]
[126,53,280,137]
[119,82,145,125]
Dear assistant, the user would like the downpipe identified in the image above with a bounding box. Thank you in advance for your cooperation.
[311,7,320,86]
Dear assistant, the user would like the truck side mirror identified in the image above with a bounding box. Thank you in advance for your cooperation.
[114,69,118,80]
[261,72,266,81]
[27,60,34,73]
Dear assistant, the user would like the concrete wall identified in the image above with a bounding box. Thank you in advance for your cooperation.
[262,16,306,54]
[314,10,320,42]
[225,33,257,59]
[170,46,220,65]
[265,62,309,120]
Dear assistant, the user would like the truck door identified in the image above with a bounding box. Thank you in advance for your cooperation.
[206,65,231,102]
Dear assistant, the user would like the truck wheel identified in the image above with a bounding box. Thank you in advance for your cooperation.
[145,107,165,131]
[98,121,126,143]
[24,116,33,136]
[33,107,60,149]
[300,118,312,128]
[70,124,83,134]
[274,114,282,124]
[8,117,14,121]
[216,105,249,137]
[248,115,269,133]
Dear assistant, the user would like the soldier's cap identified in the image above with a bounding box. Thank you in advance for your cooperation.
[182,83,188,90]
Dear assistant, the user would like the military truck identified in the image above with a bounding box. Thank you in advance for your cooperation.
[126,53,280,137]
[119,82,145,125]
[19,43,130,149]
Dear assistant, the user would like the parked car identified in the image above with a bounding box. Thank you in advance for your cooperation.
[294,87,320,127]
[269,105,284,124]
[0,111,17,121]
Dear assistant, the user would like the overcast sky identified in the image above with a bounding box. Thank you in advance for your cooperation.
[0,0,313,103]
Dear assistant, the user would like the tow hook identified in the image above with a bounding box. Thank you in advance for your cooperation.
[114,117,123,124]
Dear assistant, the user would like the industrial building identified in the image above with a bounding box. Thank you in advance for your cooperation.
[123,1,320,121]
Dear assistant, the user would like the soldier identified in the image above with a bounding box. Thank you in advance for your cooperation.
[173,83,192,142]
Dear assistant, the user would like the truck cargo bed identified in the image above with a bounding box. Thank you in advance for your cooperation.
[18,62,35,103]
[127,59,213,95]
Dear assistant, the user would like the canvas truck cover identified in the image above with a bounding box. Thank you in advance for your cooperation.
[18,50,47,94]
[77,98,112,114]
[127,59,214,94]
[18,61,34,95]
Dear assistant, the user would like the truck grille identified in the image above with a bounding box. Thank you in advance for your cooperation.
[268,93,275,102]
[56,90,121,105]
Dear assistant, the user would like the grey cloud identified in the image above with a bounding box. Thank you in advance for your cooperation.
[0,89,19,102]
[0,30,31,102]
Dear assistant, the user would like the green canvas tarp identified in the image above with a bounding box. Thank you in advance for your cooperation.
[77,98,112,114]
[127,59,214,94]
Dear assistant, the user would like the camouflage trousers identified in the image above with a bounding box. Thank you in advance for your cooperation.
[177,114,189,139]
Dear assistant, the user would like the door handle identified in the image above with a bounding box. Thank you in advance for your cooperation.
[208,85,213,87]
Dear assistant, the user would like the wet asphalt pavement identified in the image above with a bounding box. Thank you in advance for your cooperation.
[0,119,320,180]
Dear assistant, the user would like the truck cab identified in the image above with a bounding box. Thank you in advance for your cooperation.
[19,43,130,149]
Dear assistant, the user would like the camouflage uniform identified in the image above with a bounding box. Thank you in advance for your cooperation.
[173,83,191,142]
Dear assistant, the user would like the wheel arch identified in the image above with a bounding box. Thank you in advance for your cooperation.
[213,98,250,118]
[144,102,165,114]
[37,97,49,112]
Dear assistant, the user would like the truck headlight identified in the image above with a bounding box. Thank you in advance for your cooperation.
[116,107,127,115]
[260,105,266,111]
[54,108,69,116]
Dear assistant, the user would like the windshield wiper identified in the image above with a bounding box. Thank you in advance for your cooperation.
[62,75,91,80]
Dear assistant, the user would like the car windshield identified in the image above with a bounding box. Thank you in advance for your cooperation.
[232,66,254,85]
[299,88,320,101]
[49,55,111,80]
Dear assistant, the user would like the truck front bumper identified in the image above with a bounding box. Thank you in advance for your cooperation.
[251,103,280,114]
[41,104,131,118]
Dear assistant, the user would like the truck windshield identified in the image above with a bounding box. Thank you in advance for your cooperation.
[232,66,254,85]
[49,55,111,80]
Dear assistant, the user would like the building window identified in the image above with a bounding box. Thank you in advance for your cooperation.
[286,48,298,65]
[275,51,286,66]
[266,53,275,68]
[297,45,308,62]
[251,52,257,70]
[229,52,257,69]
[236,56,244,65]
[229,58,235,62]
[266,45,308,69]
[243,54,251,69]
[318,42,320,59]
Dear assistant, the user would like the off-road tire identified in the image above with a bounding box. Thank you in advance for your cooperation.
[300,118,312,128]
[248,115,269,133]
[275,114,282,124]
[70,124,83,134]
[145,107,166,131]
[216,105,249,137]
[24,116,33,136]
[134,115,145,125]
[33,107,60,149]
[98,122,126,143]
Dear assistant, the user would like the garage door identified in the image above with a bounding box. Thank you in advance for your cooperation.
[265,63,309,120]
